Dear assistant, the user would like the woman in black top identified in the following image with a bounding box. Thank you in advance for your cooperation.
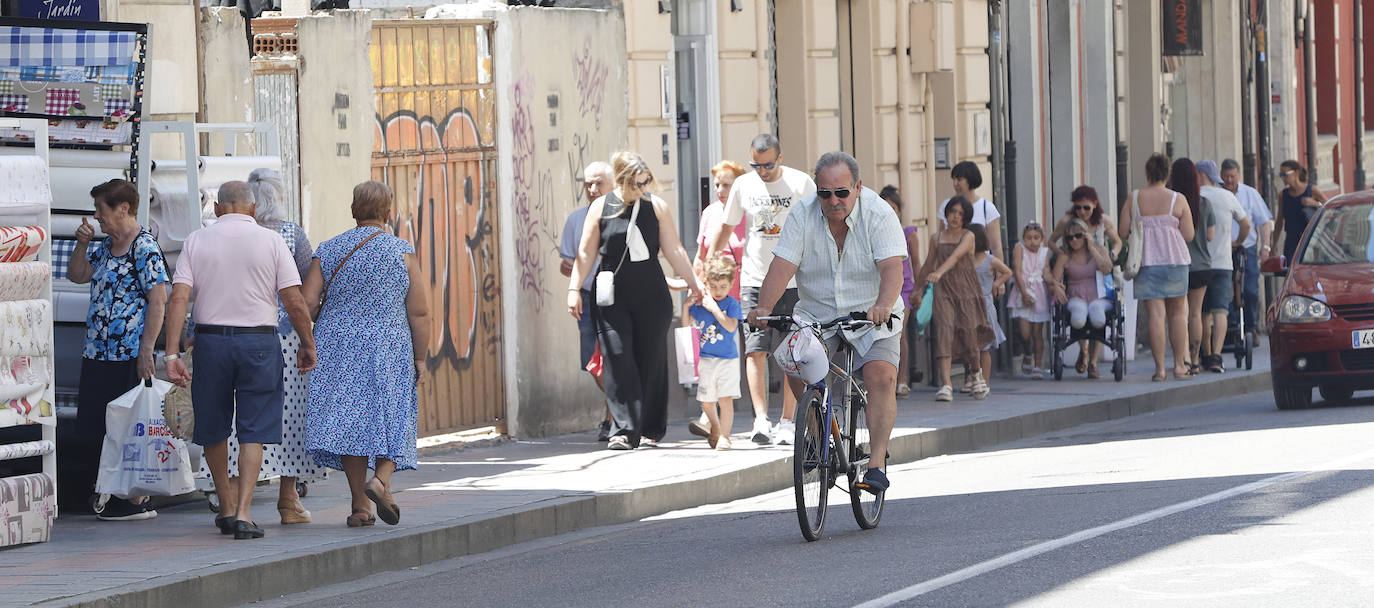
[567,151,704,450]
[1271,160,1328,262]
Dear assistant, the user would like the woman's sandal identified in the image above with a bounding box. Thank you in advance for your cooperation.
[346,510,376,528]
[1086,365,1100,379]
[277,499,311,525]
[365,477,401,526]
[896,384,911,397]
[607,435,633,450]
[1152,372,1167,382]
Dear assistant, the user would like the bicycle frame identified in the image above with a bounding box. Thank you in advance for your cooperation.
[806,334,865,480]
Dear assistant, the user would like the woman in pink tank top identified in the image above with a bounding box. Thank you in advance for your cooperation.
[1118,154,1197,381]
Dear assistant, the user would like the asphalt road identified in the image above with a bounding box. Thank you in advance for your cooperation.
[246,389,1374,608]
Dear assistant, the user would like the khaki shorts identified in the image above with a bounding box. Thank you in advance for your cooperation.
[696,357,742,403]
[822,332,901,372]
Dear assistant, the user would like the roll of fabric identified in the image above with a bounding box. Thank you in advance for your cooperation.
[0,440,54,461]
[0,225,46,263]
[0,156,52,210]
[0,299,52,357]
[0,261,49,302]
[1,355,50,386]
[52,289,87,324]
[50,168,122,212]
[48,213,103,239]
[0,472,56,547]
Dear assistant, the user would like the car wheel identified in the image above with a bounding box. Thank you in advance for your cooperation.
[1319,385,1356,403]
[1274,384,1313,410]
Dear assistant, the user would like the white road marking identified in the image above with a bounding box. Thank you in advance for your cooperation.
[853,447,1374,608]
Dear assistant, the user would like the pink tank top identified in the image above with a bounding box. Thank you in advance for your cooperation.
[1140,192,1192,267]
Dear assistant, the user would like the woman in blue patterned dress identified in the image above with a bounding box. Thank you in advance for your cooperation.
[302,181,429,527]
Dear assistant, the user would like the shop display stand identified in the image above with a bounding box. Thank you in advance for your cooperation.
[0,116,55,547]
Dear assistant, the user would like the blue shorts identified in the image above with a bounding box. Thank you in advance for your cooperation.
[190,330,285,446]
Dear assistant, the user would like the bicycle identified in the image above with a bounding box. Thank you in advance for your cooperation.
[761,312,886,542]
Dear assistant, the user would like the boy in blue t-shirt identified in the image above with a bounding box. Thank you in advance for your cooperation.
[683,255,744,450]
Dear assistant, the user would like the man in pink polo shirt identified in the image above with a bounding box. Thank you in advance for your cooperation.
[163,181,317,540]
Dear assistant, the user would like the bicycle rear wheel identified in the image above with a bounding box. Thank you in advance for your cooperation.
[849,390,884,529]
[794,389,829,541]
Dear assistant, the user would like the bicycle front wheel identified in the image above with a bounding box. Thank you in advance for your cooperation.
[794,389,829,541]
[849,390,884,529]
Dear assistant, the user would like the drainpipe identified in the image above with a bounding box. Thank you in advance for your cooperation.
[1356,0,1367,190]
[756,0,771,133]
[988,0,1008,259]
[1241,3,1256,185]
[1302,0,1318,180]
[1257,0,1273,202]
[896,0,912,211]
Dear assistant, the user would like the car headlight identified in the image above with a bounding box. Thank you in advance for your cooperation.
[1279,295,1331,323]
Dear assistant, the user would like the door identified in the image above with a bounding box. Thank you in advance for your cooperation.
[673,0,720,256]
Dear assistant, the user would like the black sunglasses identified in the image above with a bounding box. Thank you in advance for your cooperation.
[816,188,852,200]
[1074,204,1094,212]
[1067,233,1086,240]
[749,161,777,170]
[636,176,654,189]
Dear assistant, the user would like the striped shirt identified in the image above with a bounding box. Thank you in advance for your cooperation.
[772,186,908,354]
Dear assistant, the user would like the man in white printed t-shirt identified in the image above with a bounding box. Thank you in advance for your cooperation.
[708,133,816,446]
[1196,160,1251,374]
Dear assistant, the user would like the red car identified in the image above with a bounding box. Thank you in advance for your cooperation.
[1264,193,1374,409]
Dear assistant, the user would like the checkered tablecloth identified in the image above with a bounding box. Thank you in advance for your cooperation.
[50,238,76,280]
[102,97,129,117]
[0,93,27,112]
[0,27,136,67]
[0,65,136,85]
[44,87,78,114]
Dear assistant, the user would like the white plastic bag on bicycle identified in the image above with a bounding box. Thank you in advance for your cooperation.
[95,379,196,499]
[774,328,829,385]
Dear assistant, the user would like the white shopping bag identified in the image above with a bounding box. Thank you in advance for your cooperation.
[674,326,700,385]
[95,379,196,499]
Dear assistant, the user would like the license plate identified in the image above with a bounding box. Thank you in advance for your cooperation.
[1355,330,1374,349]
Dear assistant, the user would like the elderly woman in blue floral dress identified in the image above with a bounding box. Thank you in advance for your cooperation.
[302,181,429,527]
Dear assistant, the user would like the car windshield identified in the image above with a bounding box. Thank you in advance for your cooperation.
[1298,202,1374,265]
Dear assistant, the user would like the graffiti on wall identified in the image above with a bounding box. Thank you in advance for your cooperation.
[373,109,498,366]
[511,71,554,311]
[573,38,608,129]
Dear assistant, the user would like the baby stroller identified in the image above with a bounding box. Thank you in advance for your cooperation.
[1050,278,1127,382]
[1223,248,1255,370]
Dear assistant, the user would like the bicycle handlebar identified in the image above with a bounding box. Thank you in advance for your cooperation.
[758,312,877,332]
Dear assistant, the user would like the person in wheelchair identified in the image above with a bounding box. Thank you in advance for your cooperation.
[1048,219,1116,378]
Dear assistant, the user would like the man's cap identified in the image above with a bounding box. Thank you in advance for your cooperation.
[1196,159,1222,186]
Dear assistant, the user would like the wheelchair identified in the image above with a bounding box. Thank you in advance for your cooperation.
[1050,285,1127,382]
[1222,248,1255,370]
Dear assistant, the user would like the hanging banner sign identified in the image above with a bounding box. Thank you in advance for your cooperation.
[1162,0,1202,56]
[3,0,100,21]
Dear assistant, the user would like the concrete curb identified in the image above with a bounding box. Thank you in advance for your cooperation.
[63,371,1271,608]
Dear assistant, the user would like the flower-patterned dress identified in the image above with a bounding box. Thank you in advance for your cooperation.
[306,227,419,472]
[196,220,325,483]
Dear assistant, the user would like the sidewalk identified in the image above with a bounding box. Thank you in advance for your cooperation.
[2,350,1272,608]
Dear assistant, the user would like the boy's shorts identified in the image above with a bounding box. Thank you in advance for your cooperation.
[696,357,742,403]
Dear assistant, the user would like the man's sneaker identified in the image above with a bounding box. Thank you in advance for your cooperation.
[772,419,795,446]
[750,418,772,444]
[96,497,157,521]
[688,414,711,438]
[855,468,889,495]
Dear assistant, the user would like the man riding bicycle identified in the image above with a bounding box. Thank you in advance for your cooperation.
[747,151,908,493]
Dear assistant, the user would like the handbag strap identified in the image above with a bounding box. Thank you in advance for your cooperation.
[609,197,642,275]
[322,228,384,306]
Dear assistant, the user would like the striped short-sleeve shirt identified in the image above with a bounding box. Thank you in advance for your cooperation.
[772,186,908,353]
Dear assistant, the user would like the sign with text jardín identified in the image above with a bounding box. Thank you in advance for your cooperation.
[4,0,100,20]
[1162,0,1202,56]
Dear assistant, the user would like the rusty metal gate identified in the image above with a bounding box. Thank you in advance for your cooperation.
[370,20,504,435]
